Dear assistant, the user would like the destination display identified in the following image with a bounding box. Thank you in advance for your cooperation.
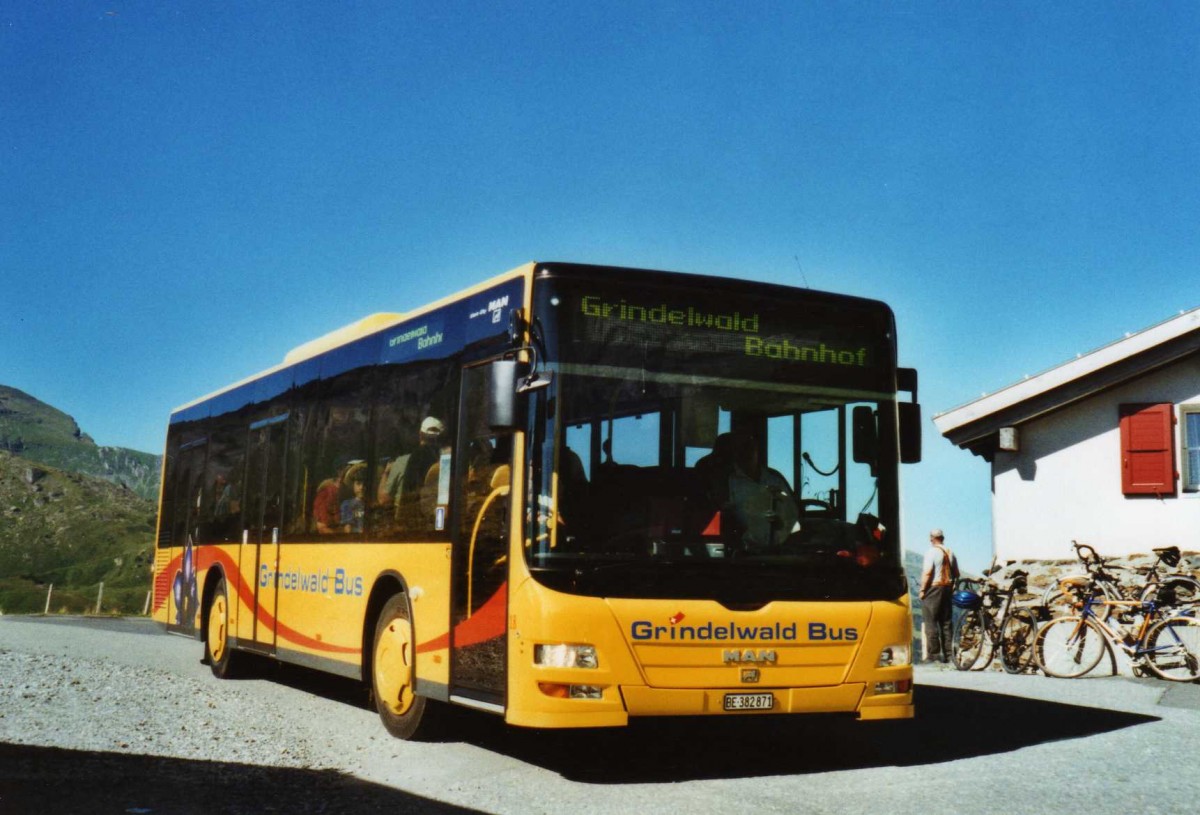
[544,278,893,389]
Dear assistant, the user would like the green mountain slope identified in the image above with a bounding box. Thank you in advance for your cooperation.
[0,450,155,613]
[0,385,160,500]
[0,385,161,614]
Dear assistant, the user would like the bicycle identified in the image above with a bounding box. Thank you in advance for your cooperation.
[1035,594,1200,681]
[952,567,1039,674]
[1042,541,1200,620]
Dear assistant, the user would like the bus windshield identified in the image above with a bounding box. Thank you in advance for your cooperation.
[526,270,906,605]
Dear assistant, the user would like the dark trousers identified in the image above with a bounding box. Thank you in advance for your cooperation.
[922,585,953,662]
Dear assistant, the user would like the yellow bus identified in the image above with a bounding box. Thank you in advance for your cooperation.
[152,261,922,738]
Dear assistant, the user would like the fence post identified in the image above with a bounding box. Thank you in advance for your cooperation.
[143,590,152,616]
[44,583,53,615]
[95,581,104,615]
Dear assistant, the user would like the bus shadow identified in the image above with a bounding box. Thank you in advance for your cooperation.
[241,656,373,709]
[215,663,1161,785]
[452,685,1160,784]
[0,742,481,815]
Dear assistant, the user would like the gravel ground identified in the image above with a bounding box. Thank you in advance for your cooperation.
[0,618,478,814]
[3,615,1200,815]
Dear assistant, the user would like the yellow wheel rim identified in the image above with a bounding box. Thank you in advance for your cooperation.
[208,594,227,664]
[375,616,415,716]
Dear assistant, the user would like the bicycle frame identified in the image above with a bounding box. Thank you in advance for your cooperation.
[1047,541,1199,615]
[1074,596,1188,664]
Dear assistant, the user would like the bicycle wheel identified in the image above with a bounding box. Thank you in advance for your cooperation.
[1144,615,1200,682]
[1035,616,1106,678]
[999,606,1039,674]
[970,616,997,671]
[953,609,984,671]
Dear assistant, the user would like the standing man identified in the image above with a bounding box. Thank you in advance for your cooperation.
[919,528,959,664]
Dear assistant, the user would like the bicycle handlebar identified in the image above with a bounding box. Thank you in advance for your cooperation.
[1072,539,1100,565]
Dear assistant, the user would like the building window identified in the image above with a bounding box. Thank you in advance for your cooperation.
[1182,405,1200,493]
[1118,403,1177,497]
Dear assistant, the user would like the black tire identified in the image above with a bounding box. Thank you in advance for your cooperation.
[970,614,996,672]
[372,594,444,740]
[1144,615,1200,682]
[205,576,240,679]
[1035,616,1106,678]
[999,607,1038,674]
[1141,577,1200,612]
[953,610,984,671]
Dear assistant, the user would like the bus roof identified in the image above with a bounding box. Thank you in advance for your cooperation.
[169,261,895,420]
[282,312,406,366]
[170,263,534,417]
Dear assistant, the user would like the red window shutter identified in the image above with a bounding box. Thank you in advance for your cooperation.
[1119,403,1177,496]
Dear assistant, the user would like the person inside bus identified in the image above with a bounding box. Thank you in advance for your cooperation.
[210,472,238,540]
[378,415,445,522]
[695,432,736,507]
[340,461,367,534]
[463,437,510,578]
[723,431,799,551]
[555,446,589,538]
[312,466,344,535]
[465,438,498,495]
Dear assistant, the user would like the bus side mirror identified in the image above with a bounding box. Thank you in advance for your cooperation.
[487,359,524,432]
[899,402,922,464]
[487,358,550,431]
[852,406,878,471]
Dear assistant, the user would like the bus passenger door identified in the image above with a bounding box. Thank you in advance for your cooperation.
[449,363,510,708]
[240,415,287,649]
[167,439,207,635]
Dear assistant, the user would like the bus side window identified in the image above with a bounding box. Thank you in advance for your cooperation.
[371,359,457,540]
[201,423,244,544]
[308,368,373,538]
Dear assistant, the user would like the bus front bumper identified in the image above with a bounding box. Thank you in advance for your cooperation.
[622,683,912,720]
[505,682,913,728]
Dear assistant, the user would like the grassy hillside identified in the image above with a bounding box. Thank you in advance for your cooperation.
[0,385,160,501]
[0,450,155,614]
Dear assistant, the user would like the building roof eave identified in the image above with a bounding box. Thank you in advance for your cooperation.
[935,308,1200,451]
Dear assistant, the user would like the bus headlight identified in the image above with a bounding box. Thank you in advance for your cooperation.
[878,644,910,667]
[534,643,598,669]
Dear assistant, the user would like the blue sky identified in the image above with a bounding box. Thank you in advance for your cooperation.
[4,2,1198,571]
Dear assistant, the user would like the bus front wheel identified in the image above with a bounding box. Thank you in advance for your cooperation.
[205,576,240,679]
[372,594,442,740]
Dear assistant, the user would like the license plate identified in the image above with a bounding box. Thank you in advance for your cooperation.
[723,692,775,711]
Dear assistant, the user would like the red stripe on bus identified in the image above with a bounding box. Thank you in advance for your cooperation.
[152,548,359,656]
[416,582,507,654]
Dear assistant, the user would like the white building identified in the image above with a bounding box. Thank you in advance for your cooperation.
[934,307,1200,561]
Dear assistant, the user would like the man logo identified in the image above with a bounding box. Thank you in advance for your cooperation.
[723,649,777,665]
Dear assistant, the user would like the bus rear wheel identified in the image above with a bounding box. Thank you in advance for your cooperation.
[205,576,240,679]
[372,594,442,740]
